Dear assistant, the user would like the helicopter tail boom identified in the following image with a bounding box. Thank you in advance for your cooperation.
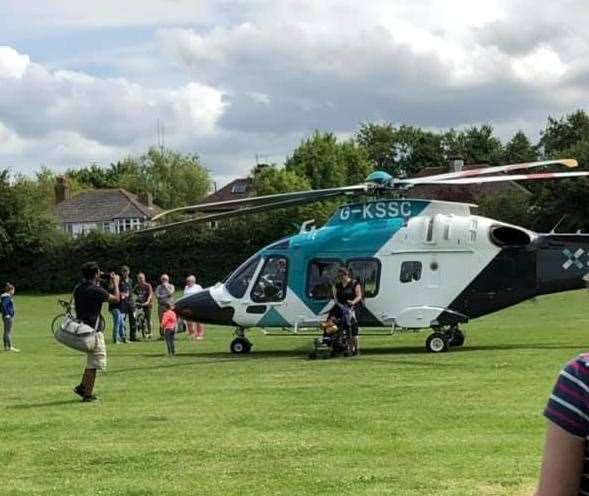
[536,233,589,295]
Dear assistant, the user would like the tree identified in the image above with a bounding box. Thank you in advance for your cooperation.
[502,131,537,164]
[356,122,398,172]
[477,191,535,229]
[131,148,211,209]
[539,110,589,157]
[247,164,339,240]
[0,169,61,261]
[443,125,503,165]
[67,149,211,209]
[356,122,446,176]
[285,132,372,189]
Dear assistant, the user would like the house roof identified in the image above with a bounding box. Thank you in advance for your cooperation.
[197,178,253,212]
[54,189,163,223]
[407,164,532,204]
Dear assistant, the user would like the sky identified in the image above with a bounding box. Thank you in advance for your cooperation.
[0,0,588,186]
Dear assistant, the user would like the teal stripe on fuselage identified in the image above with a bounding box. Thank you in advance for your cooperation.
[260,199,430,316]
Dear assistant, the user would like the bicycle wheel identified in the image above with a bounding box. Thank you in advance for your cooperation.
[50,313,68,334]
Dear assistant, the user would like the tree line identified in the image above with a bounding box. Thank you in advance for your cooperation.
[1,110,588,292]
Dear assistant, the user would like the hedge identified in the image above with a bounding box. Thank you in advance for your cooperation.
[0,223,274,293]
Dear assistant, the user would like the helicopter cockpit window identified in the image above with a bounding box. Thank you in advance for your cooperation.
[308,259,344,300]
[226,256,261,299]
[400,261,422,283]
[251,256,288,303]
[347,259,380,298]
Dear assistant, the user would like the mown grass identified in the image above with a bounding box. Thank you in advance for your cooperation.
[2,290,589,495]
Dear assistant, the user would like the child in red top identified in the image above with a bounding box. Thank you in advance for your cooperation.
[161,302,177,356]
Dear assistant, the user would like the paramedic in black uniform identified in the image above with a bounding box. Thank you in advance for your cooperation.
[333,267,363,356]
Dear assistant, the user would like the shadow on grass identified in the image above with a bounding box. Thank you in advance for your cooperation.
[101,342,587,375]
[6,399,80,410]
[453,343,586,353]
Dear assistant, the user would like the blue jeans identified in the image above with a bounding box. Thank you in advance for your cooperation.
[111,309,127,343]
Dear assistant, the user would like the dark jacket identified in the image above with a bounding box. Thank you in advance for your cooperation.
[1,293,15,318]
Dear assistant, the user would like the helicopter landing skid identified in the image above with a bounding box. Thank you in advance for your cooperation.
[426,325,465,353]
[230,327,253,354]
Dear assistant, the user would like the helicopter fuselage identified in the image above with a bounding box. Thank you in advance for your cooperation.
[175,198,589,339]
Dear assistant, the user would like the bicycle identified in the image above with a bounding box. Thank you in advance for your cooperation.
[50,299,105,334]
[135,305,152,339]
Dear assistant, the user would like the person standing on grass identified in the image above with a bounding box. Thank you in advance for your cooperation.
[161,302,177,356]
[120,266,138,341]
[73,262,120,402]
[333,267,362,356]
[1,283,18,352]
[183,275,204,340]
[536,352,589,495]
[109,274,127,344]
[155,274,175,338]
[133,272,153,338]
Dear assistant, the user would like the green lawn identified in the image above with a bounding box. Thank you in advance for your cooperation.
[2,291,589,496]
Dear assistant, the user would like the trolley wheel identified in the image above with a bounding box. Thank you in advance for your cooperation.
[425,332,449,353]
[230,337,252,354]
[449,329,465,347]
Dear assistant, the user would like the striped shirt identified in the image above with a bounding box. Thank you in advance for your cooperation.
[544,354,589,495]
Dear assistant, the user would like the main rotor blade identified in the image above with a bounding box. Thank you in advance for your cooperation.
[412,171,589,185]
[405,158,578,184]
[151,184,368,222]
[135,192,346,235]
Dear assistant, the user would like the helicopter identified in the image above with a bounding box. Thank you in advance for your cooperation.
[140,158,589,354]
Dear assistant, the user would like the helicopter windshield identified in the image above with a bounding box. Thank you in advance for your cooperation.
[225,256,261,298]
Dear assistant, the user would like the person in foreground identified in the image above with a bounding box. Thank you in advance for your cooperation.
[161,302,177,356]
[536,353,589,495]
[1,283,18,352]
[73,262,120,402]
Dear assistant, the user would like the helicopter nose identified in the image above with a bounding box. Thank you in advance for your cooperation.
[175,289,235,325]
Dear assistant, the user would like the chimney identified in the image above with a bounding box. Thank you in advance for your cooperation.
[449,156,464,172]
[55,176,70,204]
[138,191,153,207]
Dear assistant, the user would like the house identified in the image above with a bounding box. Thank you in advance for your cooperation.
[53,177,163,237]
[197,177,253,214]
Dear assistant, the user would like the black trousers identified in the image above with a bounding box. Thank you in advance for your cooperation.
[127,308,138,341]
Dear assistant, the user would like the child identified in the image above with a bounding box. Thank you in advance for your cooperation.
[161,302,177,356]
[1,283,18,352]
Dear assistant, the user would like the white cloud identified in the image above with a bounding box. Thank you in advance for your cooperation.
[511,46,568,85]
[0,46,30,79]
[0,46,226,175]
[1,1,589,183]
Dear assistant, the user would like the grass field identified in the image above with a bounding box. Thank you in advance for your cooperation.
[2,290,589,496]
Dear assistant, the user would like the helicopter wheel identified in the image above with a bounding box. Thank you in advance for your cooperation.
[230,337,252,354]
[425,332,449,353]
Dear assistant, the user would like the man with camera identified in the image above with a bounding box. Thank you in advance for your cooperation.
[73,262,120,402]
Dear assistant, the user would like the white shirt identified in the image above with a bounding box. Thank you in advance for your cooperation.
[183,283,203,297]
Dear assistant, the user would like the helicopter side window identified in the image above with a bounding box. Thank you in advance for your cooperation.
[251,256,289,303]
[308,259,344,300]
[347,258,381,298]
[400,261,422,283]
[226,256,261,299]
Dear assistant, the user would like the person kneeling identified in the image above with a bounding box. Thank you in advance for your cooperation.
[161,302,177,357]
